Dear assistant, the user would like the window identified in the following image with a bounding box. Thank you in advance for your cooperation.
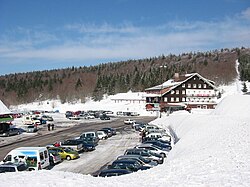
[40,152,44,160]
[182,84,185,88]
[164,97,168,102]
[171,90,175,94]
[176,90,179,94]
[188,84,191,88]
[182,98,186,102]
[204,84,207,88]
[182,90,185,94]
[171,97,174,102]
[198,84,202,88]
[193,84,197,88]
[44,150,48,159]
[176,97,179,102]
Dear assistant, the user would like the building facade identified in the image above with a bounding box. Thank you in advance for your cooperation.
[145,73,218,111]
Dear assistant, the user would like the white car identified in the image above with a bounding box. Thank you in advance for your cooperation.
[124,119,136,125]
[135,144,169,157]
[97,131,108,140]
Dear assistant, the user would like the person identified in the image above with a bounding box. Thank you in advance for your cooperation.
[141,130,146,142]
[51,124,54,130]
[47,123,51,131]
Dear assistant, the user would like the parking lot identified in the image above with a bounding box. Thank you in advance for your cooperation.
[52,126,139,174]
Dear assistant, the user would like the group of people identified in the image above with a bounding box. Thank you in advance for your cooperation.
[47,123,55,131]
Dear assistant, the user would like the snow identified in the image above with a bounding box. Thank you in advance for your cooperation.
[0,100,11,115]
[1,79,250,186]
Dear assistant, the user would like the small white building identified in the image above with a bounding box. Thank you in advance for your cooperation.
[110,91,146,104]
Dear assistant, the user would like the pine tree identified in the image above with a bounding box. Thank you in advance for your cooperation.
[242,82,248,93]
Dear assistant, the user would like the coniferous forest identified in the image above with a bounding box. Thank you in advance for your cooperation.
[0,47,249,106]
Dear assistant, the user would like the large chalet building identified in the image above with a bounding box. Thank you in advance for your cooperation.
[145,73,219,111]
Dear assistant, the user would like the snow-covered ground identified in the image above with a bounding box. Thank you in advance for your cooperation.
[1,80,250,186]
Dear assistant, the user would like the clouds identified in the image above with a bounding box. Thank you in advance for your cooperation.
[0,7,250,75]
[241,7,250,20]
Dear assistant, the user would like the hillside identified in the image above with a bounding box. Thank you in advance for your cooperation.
[0,47,250,106]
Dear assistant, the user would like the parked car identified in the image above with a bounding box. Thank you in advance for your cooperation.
[124,119,136,125]
[0,128,22,137]
[135,144,169,157]
[97,131,108,140]
[108,159,151,172]
[101,127,116,136]
[77,136,99,146]
[60,139,83,152]
[100,114,110,120]
[75,139,96,152]
[99,129,112,137]
[117,155,158,167]
[97,168,132,177]
[48,149,62,165]
[48,147,79,160]
[143,140,172,149]
[65,111,73,118]
[26,125,38,133]
[0,162,28,173]
[124,148,164,164]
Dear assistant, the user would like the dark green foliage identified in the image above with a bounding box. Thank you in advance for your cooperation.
[242,82,248,93]
[238,54,250,81]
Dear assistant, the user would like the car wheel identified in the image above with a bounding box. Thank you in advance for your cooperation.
[160,153,166,158]
[17,131,20,135]
[66,156,71,160]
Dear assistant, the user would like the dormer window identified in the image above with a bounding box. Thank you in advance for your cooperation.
[204,84,207,88]
[182,84,185,88]
[171,90,175,94]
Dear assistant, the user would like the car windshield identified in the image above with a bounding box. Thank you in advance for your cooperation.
[139,156,150,163]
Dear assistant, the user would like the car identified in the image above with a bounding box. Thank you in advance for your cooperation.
[101,127,116,135]
[97,130,108,140]
[99,129,112,137]
[143,140,172,149]
[97,169,132,177]
[80,140,96,152]
[0,162,28,173]
[100,114,110,120]
[60,139,83,152]
[26,125,38,133]
[124,148,164,164]
[117,155,158,167]
[65,111,73,118]
[0,128,21,137]
[48,149,62,165]
[135,144,169,157]
[124,119,136,125]
[48,147,79,160]
[108,159,151,172]
[78,136,99,146]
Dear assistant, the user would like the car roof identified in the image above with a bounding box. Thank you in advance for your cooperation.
[113,159,138,164]
[100,168,131,174]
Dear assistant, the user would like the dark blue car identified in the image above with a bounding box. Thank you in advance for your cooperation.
[98,168,132,177]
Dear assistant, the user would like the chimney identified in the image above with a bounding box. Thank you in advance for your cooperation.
[174,73,179,80]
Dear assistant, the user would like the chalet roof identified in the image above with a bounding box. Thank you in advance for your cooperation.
[145,73,218,95]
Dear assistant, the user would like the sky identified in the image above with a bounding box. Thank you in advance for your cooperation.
[0,0,250,75]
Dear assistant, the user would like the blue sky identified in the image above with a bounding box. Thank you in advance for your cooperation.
[0,0,250,75]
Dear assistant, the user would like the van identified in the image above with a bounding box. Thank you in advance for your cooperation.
[3,147,50,170]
